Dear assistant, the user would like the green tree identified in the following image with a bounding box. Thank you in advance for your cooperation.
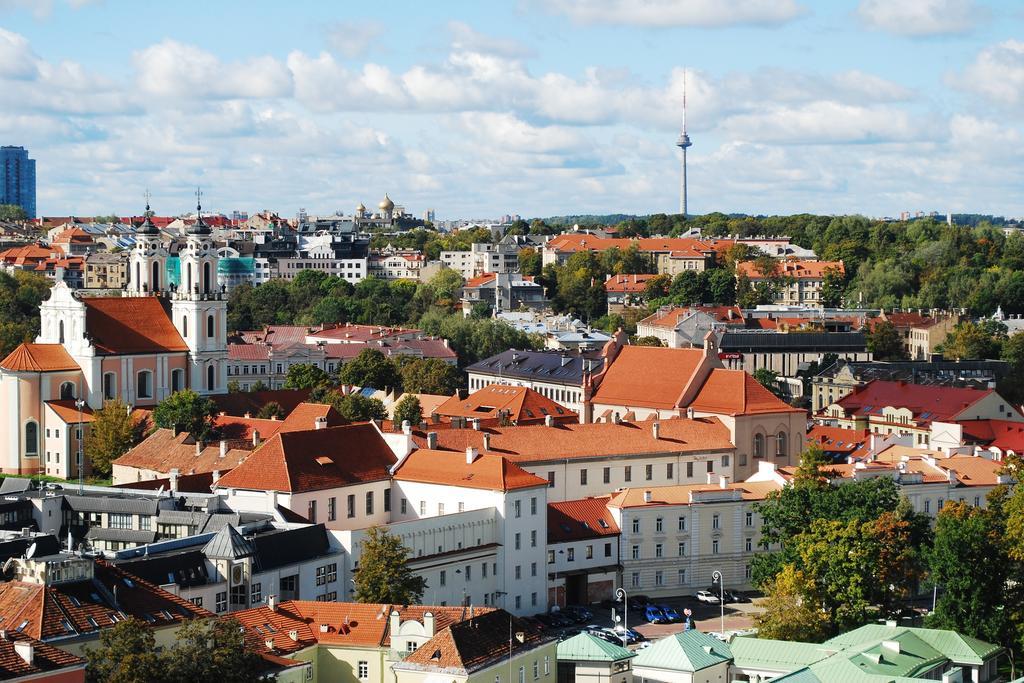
[85,618,164,683]
[284,363,331,389]
[331,393,387,421]
[942,321,1003,360]
[821,266,846,308]
[0,204,27,222]
[633,335,664,347]
[152,390,216,441]
[353,526,427,604]
[256,401,285,420]
[85,399,143,477]
[163,618,264,683]
[866,320,905,360]
[338,349,402,390]
[753,368,781,396]
[393,394,423,427]
[1001,332,1024,372]
[643,274,671,299]
[754,565,831,642]
[427,268,464,304]
[400,358,461,395]
[518,247,542,277]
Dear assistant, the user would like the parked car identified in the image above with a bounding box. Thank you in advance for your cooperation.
[627,595,651,611]
[584,626,621,644]
[724,590,747,603]
[644,605,668,623]
[549,612,575,628]
[534,613,556,628]
[657,604,682,622]
[695,590,720,604]
[611,625,645,644]
[563,605,593,622]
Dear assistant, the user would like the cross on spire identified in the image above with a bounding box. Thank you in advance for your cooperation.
[143,188,151,212]
[195,186,203,214]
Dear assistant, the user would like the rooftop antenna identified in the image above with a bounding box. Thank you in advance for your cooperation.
[676,68,693,218]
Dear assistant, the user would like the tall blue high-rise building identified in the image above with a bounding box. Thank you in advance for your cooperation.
[1,146,36,218]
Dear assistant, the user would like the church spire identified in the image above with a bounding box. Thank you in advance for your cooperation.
[138,188,159,235]
[187,186,210,235]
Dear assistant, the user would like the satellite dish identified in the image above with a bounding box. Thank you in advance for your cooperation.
[25,543,37,560]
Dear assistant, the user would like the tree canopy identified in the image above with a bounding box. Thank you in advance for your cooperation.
[392,394,422,427]
[86,399,144,477]
[353,526,426,605]
[152,390,217,441]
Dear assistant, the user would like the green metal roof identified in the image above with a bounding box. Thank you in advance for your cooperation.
[729,637,830,672]
[556,633,634,663]
[633,630,731,673]
[823,625,1002,665]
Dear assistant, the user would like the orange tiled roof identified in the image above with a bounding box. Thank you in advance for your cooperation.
[415,417,734,462]
[0,632,83,678]
[806,425,871,459]
[113,428,253,476]
[607,480,783,508]
[393,450,549,491]
[400,609,547,674]
[0,344,79,373]
[548,497,619,543]
[44,400,95,423]
[736,259,844,280]
[604,274,660,293]
[277,403,346,433]
[825,379,1003,426]
[0,244,51,266]
[690,368,805,416]
[213,423,396,493]
[83,297,188,355]
[639,305,744,329]
[435,384,575,423]
[592,346,705,410]
[546,234,714,259]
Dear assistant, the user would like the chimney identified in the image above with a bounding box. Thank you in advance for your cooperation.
[427,432,438,449]
[707,472,715,485]
[719,475,729,489]
[544,414,554,427]
[466,447,478,464]
[244,411,251,419]
[252,429,260,447]
[652,422,660,440]
[423,611,435,636]
[267,595,278,612]
[472,418,481,431]
[194,441,202,456]
[389,610,400,640]
[219,440,227,458]
[686,407,695,419]
[402,420,412,435]
[212,470,221,486]
[169,468,179,493]
[264,638,275,651]
[314,416,328,430]
[482,432,491,451]
[643,491,652,503]
[13,641,33,666]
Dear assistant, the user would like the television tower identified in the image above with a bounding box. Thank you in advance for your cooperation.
[676,70,693,217]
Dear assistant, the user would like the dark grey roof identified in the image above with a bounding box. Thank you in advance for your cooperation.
[817,358,1010,383]
[116,549,210,588]
[203,524,255,559]
[0,478,34,494]
[252,524,332,572]
[85,528,158,543]
[719,331,867,352]
[64,495,161,515]
[0,534,60,562]
[466,350,605,385]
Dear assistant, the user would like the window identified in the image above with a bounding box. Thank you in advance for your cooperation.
[215,591,227,613]
[108,513,132,529]
[745,537,753,552]
[678,516,687,531]
[924,500,930,514]
[723,454,730,467]
[745,511,753,527]
[547,551,554,564]
[400,498,407,514]
[712,513,720,530]
[645,464,653,481]
[307,500,317,523]
[251,582,262,604]
[753,433,765,458]
[530,530,537,547]
[686,461,693,478]
[458,502,465,513]
[190,597,203,608]
[207,314,215,338]
[655,517,663,532]
[603,467,610,484]
[579,469,587,485]
[746,564,753,580]
[483,563,488,578]
[605,542,612,557]
[315,563,337,586]
[544,656,550,675]
[533,659,539,680]
[515,533,521,550]
[624,466,631,482]
[678,568,687,584]
[519,666,525,683]
[707,460,714,473]
[712,539,720,554]
[438,502,444,516]
[136,370,153,399]
[667,462,674,479]
[678,542,686,556]
[777,431,788,457]
[655,544,663,558]
[171,369,183,392]
[384,489,391,513]
[279,575,297,595]
[514,500,521,518]
[465,565,472,581]
[347,495,355,518]
[440,570,446,586]
[547,471,555,487]
[631,572,640,587]
[357,661,368,680]
[530,497,537,515]
[655,570,663,586]
[24,422,38,456]
[631,545,640,560]
[631,518,640,534]
[419,501,426,515]
[567,548,574,562]
[515,595,521,609]
[206,364,215,391]
[60,381,75,400]
[139,516,151,531]
[103,372,116,400]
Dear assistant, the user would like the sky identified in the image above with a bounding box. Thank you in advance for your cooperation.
[1,0,1023,220]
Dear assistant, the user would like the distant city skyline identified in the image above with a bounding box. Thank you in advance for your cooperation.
[1,0,1023,218]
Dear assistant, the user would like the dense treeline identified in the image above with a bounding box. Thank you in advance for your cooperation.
[0,271,49,358]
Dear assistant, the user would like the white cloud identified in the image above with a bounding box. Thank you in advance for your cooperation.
[134,40,293,99]
[447,21,533,59]
[324,20,385,59]
[540,0,807,27]
[856,0,983,36]
[0,27,39,78]
[956,40,1024,108]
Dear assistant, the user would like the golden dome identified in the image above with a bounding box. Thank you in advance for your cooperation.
[378,194,394,211]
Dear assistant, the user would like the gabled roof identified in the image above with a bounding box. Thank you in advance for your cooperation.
[82,297,187,355]
[277,403,346,433]
[0,631,84,678]
[214,423,396,493]
[435,384,575,423]
[640,305,744,328]
[736,259,844,280]
[394,450,549,492]
[607,480,783,508]
[633,629,732,672]
[558,632,634,662]
[210,388,312,418]
[823,624,1002,665]
[203,524,255,560]
[0,344,78,373]
[604,273,660,293]
[400,609,548,674]
[690,368,804,416]
[113,428,252,477]
[806,425,871,459]
[547,497,619,543]
[592,346,706,410]
[828,380,1003,426]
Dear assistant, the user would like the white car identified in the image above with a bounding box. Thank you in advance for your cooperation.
[695,590,720,604]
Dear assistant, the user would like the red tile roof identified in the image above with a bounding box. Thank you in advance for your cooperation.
[209,389,312,418]
[435,385,576,424]
[607,480,783,508]
[546,234,715,259]
[0,245,51,267]
[639,305,744,328]
[736,259,844,280]
[213,423,397,493]
[415,417,733,462]
[604,274,660,293]
[393,450,549,491]
[690,368,805,416]
[592,346,706,410]
[113,428,253,476]
[806,425,871,459]
[44,400,94,424]
[213,415,284,441]
[400,609,548,674]
[547,497,619,543]
[307,323,420,343]
[277,403,346,433]
[958,419,1024,452]
[82,297,187,355]
[113,470,220,494]
[0,631,83,678]
[827,380,1006,426]
[0,344,79,373]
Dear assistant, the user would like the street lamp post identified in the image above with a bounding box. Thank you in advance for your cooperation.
[615,587,628,648]
[712,570,724,638]
[75,398,85,494]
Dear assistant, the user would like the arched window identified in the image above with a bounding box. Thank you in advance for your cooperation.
[753,433,765,459]
[171,368,184,393]
[776,431,788,457]
[137,370,153,399]
[103,372,116,400]
[207,364,215,391]
[207,314,215,338]
[151,262,160,292]
[186,263,193,293]
[203,262,211,294]
[59,382,75,400]
[24,422,38,456]
[182,315,188,337]
[58,320,65,344]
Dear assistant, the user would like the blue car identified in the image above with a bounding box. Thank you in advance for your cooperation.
[644,605,667,624]
[657,604,682,622]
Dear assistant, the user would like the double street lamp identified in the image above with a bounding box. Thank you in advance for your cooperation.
[712,570,725,638]
[614,587,628,648]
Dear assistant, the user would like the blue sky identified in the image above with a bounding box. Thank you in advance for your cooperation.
[1,0,1022,219]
